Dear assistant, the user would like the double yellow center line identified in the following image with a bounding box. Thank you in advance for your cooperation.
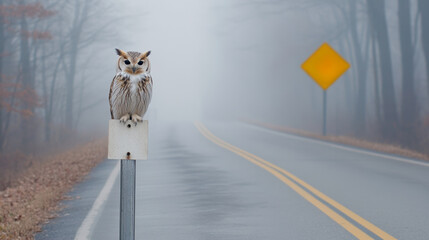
[195,122,396,240]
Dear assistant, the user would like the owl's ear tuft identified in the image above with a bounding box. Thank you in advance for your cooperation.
[115,48,126,57]
[143,50,151,58]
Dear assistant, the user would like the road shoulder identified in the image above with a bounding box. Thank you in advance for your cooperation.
[35,159,118,240]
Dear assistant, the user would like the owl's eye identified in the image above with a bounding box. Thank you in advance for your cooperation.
[138,60,144,65]
[124,60,130,65]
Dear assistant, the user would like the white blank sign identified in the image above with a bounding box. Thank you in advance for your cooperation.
[108,120,148,160]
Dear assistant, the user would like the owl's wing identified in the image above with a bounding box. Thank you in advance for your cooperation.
[109,75,116,119]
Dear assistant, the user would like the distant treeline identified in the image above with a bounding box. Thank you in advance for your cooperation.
[0,0,114,188]
[0,0,111,153]
[339,0,429,151]
[209,0,429,154]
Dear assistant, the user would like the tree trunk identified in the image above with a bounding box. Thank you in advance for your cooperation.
[419,0,429,96]
[19,14,35,152]
[65,42,78,127]
[0,7,4,150]
[45,46,64,142]
[349,1,368,137]
[367,0,399,141]
[64,0,88,128]
[398,0,417,147]
[372,36,382,129]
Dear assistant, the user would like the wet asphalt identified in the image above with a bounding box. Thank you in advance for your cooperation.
[36,121,429,240]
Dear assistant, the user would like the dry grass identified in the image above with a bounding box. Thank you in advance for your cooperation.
[0,139,107,240]
[247,120,429,162]
[0,152,37,191]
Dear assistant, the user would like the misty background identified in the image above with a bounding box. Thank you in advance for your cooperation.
[1,0,429,186]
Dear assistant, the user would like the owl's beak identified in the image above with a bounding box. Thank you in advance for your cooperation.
[132,66,137,73]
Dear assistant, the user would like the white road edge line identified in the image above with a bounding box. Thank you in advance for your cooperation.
[245,123,429,168]
[74,161,120,240]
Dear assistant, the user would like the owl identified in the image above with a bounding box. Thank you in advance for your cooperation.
[109,48,152,125]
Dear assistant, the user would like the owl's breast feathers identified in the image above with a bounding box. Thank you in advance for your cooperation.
[109,72,153,119]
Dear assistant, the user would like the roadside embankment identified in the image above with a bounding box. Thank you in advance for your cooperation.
[246,120,429,162]
[0,139,107,240]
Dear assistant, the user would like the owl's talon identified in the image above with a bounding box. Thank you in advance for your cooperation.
[131,114,142,125]
[119,114,130,124]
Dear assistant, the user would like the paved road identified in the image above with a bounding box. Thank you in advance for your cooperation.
[37,121,429,239]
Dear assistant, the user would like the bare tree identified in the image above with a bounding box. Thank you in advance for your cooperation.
[398,0,418,147]
[366,0,398,140]
[63,0,89,128]
[419,0,429,96]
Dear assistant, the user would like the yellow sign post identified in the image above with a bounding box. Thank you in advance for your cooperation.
[301,43,350,135]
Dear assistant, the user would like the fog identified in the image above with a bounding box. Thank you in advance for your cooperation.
[97,0,337,127]
[0,0,428,154]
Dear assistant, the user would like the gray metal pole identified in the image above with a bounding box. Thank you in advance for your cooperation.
[323,90,327,136]
[120,158,136,240]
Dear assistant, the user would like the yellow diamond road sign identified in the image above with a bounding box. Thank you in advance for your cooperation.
[301,43,350,90]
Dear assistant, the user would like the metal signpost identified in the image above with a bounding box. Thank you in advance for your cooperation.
[301,42,350,136]
[323,90,327,136]
[108,120,148,240]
